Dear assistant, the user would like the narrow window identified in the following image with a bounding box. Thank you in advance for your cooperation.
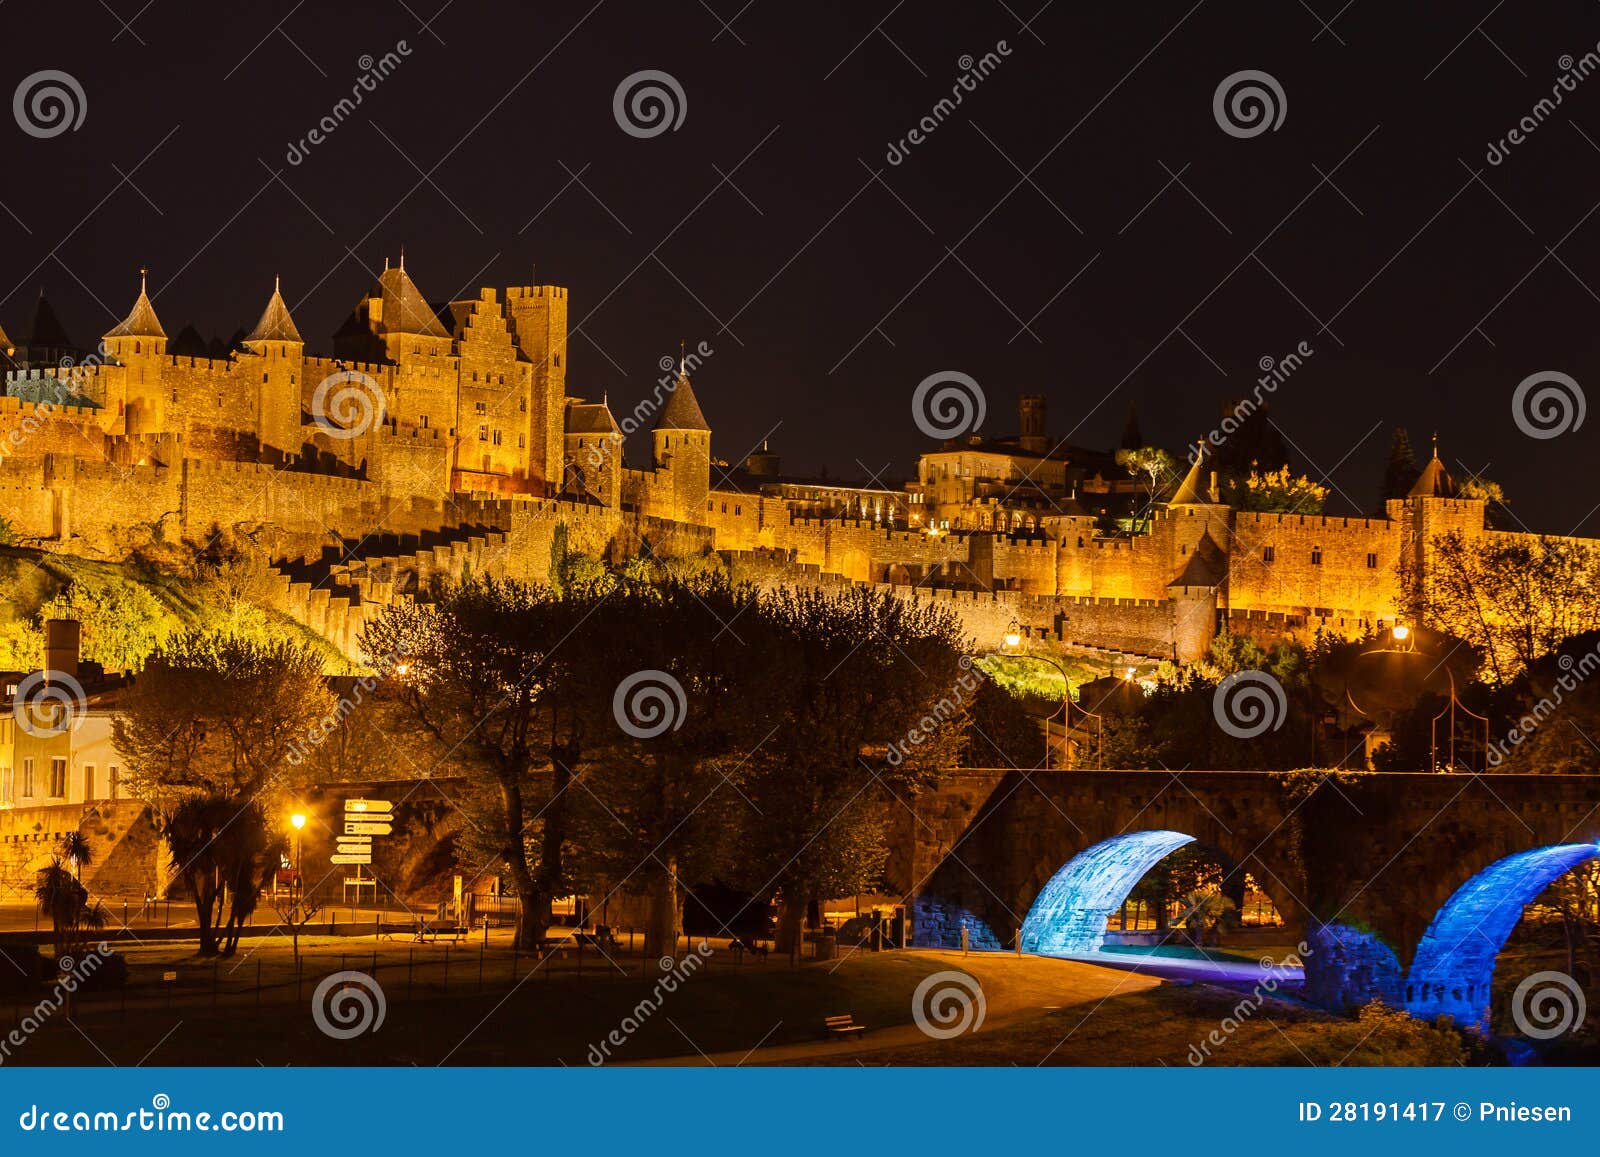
[1263,546,1275,563]
[1311,547,1323,566]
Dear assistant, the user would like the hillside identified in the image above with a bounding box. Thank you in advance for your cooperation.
[0,545,348,673]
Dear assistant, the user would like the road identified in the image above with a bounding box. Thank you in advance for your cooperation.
[1050,948,1305,986]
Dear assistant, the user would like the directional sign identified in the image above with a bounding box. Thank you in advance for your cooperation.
[336,843,372,855]
[330,853,371,865]
[344,799,393,814]
[337,834,373,845]
[345,821,392,836]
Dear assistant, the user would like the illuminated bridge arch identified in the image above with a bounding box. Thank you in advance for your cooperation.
[1405,842,1600,1028]
[1020,830,1196,955]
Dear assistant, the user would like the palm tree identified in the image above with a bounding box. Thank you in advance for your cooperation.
[35,835,106,966]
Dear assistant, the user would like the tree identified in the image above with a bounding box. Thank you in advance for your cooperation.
[113,631,336,812]
[732,587,973,953]
[35,835,105,965]
[1408,532,1600,683]
[1116,446,1178,529]
[1219,467,1328,514]
[564,577,777,958]
[1379,427,1421,508]
[162,796,281,957]
[1460,474,1514,530]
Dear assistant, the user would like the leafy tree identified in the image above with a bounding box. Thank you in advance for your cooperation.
[361,578,601,950]
[113,632,336,812]
[1116,446,1178,529]
[1460,474,1514,530]
[1219,467,1328,514]
[731,587,973,952]
[1407,531,1600,683]
[564,577,777,957]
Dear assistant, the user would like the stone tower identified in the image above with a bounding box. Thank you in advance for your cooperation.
[103,270,169,437]
[242,276,305,462]
[1019,394,1048,454]
[652,357,712,523]
[504,284,569,495]
[1385,439,1485,607]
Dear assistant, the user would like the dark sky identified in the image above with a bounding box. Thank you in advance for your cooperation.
[4,1,1600,531]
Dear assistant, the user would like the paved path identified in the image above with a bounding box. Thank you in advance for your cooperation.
[635,949,1162,1066]
[1051,949,1304,985]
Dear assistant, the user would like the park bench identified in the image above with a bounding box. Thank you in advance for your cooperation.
[730,937,769,961]
[574,929,620,953]
[821,1014,866,1039]
[415,921,468,944]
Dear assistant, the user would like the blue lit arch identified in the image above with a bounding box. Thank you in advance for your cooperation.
[1020,830,1195,955]
[1406,842,1600,1028]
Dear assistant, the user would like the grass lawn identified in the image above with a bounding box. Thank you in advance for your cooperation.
[808,984,1476,1067]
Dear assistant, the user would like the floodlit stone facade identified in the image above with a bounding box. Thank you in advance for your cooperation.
[0,264,1582,664]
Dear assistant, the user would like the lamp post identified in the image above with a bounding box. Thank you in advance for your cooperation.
[290,812,306,901]
[993,620,1101,770]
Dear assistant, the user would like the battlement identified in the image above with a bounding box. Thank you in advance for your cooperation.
[0,395,103,420]
[303,355,391,380]
[1237,510,1393,531]
[506,285,568,301]
[165,353,236,372]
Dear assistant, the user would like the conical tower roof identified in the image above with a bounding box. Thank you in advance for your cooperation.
[0,319,11,354]
[375,259,447,339]
[105,270,166,340]
[1408,439,1458,498]
[655,359,710,432]
[247,276,303,343]
[1169,442,1212,505]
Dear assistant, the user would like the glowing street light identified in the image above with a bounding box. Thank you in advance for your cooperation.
[1391,624,1410,642]
[290,813,306,831]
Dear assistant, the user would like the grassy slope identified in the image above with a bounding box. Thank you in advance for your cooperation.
[0,546,345,668]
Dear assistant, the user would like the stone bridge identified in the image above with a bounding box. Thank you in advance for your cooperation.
[889,769,1600,1027]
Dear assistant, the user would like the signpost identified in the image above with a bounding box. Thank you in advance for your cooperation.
[337,799,392,869]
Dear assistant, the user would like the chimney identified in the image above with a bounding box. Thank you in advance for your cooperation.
[44,619,79,680]
[1019,394,1048,454]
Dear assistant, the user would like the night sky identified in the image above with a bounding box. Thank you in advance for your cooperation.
[4,1,1600,531]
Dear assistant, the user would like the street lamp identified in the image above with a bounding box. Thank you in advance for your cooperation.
[991,620,1101,770]
[289,812,307,900]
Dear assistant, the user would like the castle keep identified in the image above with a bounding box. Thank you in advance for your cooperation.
[0,264,1571,664]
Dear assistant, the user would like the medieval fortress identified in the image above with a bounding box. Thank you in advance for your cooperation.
[0,262,1570,666]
